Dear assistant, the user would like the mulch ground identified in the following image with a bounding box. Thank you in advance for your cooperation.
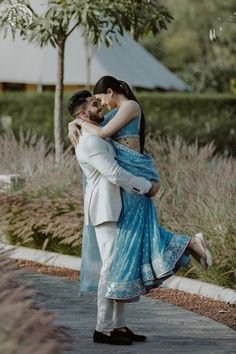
[15,259,236,332]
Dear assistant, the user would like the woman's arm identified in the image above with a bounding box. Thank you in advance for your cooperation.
[74,101,140,139]
[68,124,80,147]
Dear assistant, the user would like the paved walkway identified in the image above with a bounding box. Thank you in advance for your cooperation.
[18,272,236,354]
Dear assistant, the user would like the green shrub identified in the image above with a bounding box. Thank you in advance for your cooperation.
[0,92,235,155]
[0,92,55,140]
[0,192,83,257]
[138,92,236,156]
[0,132,84,257]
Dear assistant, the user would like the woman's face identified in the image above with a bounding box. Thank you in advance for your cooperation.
[95,90,116,110]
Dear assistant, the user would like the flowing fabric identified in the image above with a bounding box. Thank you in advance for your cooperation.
[105,141,190,302]
[79,110,190,301]
[79,176,102,296]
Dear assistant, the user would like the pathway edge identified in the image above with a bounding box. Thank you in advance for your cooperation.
[0,239,235,305]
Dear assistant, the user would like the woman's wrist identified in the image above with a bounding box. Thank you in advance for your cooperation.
[68,118,85,127]
[79,118,85,126]
[75,118,85,126]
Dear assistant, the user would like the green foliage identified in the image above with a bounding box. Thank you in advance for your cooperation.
[0,0,174,159]
[0,130,84,256]
[0,0,173,47]
[0,92,55,139]
[1,192,83,256]
[138,92,236,156]
[0,92,235,155]
[140,0,236,92]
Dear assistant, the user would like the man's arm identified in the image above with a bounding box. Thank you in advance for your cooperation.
[82,135,156,196]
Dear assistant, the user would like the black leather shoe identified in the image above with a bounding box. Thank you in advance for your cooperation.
[93,330,133,345]
[114,327,147,342]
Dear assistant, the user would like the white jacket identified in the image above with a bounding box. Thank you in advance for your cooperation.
[76,131,150,226]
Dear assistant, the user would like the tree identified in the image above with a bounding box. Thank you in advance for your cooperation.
[140,0,236,92]
[0,0,173,162]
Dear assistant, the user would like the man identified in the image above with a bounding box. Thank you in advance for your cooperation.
[68,90,158,346]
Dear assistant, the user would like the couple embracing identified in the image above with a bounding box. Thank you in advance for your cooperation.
[67,76,212,346]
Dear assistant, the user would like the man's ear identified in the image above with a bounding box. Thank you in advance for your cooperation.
[79,109,87,119]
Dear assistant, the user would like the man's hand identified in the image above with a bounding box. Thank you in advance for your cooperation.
[145,180,159,197]
[68,124,80,147]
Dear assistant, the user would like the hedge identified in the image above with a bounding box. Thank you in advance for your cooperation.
[139,93,236,156]
[0,92,235,155]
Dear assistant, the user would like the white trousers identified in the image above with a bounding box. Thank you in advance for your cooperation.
[94,222,126,332]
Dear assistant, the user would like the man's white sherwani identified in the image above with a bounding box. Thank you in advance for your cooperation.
[76,130,150,226]
[76,129,150,333]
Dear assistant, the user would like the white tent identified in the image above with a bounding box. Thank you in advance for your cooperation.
[0,2,189,91]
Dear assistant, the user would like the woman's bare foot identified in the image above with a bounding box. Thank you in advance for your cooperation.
[188,233,212,270]
[189,249,201,262]
[188,235,205,258]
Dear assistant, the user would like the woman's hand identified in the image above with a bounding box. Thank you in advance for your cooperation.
[68,124,80,147]
[69,117,83,127]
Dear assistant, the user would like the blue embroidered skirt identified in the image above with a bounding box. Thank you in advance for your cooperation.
[79,140,190,302]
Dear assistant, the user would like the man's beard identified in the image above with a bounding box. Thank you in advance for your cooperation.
[88,111,103,123]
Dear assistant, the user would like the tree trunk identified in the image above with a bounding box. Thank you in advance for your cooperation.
[84,37,91,91]
[54,40,65,163]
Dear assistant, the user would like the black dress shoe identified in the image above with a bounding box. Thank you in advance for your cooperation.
[93,330,133,345]
[114,327,147,342]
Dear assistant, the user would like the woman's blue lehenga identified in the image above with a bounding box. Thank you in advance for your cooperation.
[79,109,190,302]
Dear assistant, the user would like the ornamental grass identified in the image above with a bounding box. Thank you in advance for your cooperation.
[0,132,235,288]
[0,253,70,354]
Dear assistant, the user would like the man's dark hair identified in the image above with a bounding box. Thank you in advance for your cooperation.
[68,90,92,117]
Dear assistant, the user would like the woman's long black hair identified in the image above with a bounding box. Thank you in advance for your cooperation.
[93,76,145,154]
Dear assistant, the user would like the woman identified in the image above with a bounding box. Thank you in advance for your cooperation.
[69,76,212,301]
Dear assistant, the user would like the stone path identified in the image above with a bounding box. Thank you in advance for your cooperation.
[18,272,236,354]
